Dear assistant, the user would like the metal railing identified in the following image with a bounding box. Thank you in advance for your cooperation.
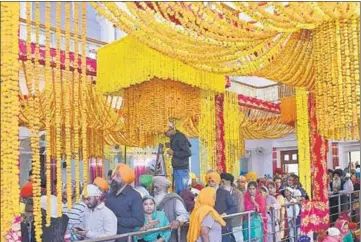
[81,190,361,242]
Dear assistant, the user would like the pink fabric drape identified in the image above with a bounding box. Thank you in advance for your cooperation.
[134,165,146,186]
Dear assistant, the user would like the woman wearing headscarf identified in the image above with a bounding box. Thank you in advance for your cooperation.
[261,184,281,242]
[187,187,226,242]
[134,196,171,242]
[334,220,353,242]
[243,181,266,242]
[270,177,286,240]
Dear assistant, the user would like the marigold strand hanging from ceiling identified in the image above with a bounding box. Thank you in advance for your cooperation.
[0,2,20,238]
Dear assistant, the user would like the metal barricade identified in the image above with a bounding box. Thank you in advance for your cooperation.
[81,190,361,242]
[82,211,255,242]
[329,190,361,226]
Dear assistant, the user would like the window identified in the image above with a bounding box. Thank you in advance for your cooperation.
[281,150,298,175]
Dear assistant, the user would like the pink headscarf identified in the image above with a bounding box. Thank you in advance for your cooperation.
[335,220,349,237]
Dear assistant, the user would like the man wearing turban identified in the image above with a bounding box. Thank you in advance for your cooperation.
[206,171,237,242]
[73,184,117,240]
[152,176,189,242]
[236,175,247,193]
[221,173,245,242]
[105,164,144,242]
[139,174,153,192]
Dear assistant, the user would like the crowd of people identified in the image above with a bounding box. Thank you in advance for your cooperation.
[7,163,360,242]
[6,125,361,242]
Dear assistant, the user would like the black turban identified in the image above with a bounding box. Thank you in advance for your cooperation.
[220,173,234,183]
[333,169,343,178]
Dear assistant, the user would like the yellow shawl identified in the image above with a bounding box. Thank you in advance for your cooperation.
[187,187,226,242]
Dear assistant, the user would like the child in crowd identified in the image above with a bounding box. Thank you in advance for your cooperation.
[335,220,353,242]
[322,227,342,242]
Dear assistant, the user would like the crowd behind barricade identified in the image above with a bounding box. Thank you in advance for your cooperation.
[6,163,360,242]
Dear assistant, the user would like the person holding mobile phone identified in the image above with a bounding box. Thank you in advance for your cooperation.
[73,184,117,241]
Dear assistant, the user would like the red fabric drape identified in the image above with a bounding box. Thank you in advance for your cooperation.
[301,94,330,233]
[215,94,226,173]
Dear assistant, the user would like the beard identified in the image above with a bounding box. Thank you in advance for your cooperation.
[332,179,341,191]
[154,192,166,205]
[110,180,124,194]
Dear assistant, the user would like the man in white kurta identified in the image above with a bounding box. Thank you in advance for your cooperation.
[73,184,117,241]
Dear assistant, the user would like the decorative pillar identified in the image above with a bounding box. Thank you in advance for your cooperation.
[215,94,226,173]
[301,93,330,233]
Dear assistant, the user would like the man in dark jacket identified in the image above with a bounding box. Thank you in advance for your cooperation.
[165,121,192,194]
[207,171,237,242]
[106,164,144,242]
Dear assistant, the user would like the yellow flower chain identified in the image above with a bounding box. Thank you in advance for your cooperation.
[199,90,216,182]
[93,2,359,86]
[44,2,52,227]
[30,3,43,240]
[64,3,73,210]
[73,2,81,203]
[296,88,311,198]
[55,2,63,217]
[96,35,225,94]
[81,2,89,197]
[0,2,20,238]
[313,18,360,140]
[224,91,244,177]
[120,79,200,147]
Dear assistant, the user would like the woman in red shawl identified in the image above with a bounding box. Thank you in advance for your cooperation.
[243,181,267,241]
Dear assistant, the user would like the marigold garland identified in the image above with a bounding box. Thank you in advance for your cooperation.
[0,2,20,239]
[96,36,226,94]
[55,2,64,216]
[224,91,244,176]
[296,87,311,198]
[64,3,73,210]
[313,18,360,140]
[199,90,217,182]
[44,2,52,227]
[121,78,200,147]
[30,3,43,240]
[73,2,81,203]
[81,2,89,197]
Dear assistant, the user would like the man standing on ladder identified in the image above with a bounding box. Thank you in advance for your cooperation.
[165,120,192,195]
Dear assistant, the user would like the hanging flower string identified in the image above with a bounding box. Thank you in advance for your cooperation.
[0,2,21,237]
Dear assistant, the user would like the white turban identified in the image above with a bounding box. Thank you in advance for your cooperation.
[327,227,340,236]
[83,184,103,197]
[152,176,172,189]
[41,195,58,218]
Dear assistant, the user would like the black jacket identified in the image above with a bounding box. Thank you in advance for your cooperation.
[170,131,191,170]
[215,187,237,215]
[105,185,145,242]
[22,209,69,242]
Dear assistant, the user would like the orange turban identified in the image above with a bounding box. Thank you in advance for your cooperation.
[205,172,221,184]
[245,172,257,182]
[94,177,109,191]
[21,182,33,198]
[113,163,135,184]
